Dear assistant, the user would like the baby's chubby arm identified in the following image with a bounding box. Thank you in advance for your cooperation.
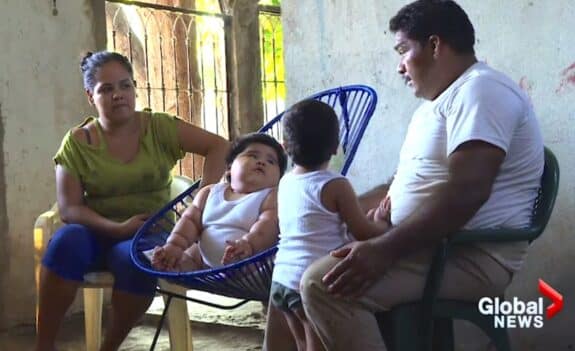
[322,178,390,241]
[152,185,211,270]
[221,189,279,264]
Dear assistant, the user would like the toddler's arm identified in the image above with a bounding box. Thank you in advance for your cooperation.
[221,189,279,264]
[152,185,212,271]
[322,178,390,241]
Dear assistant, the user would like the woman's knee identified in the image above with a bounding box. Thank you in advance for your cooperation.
[41,224,99,280]
[107,240,157,295]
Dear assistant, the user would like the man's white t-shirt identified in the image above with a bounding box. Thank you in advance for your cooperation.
[387,62,544,272]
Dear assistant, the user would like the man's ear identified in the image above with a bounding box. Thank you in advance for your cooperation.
[85,89,94,106]
[428,35,440,58]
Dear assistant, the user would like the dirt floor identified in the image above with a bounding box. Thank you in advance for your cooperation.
[0,292,265,351]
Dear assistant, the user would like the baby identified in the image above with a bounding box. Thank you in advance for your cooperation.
[152,132,287,272]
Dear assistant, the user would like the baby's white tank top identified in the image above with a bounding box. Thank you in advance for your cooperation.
[199,182,273,267]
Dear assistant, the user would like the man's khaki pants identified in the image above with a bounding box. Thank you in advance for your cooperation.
[300,246,512,351]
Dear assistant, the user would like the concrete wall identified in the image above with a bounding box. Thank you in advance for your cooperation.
[281,0,574,349]
[0,0,261,329]
[0,0,99,328]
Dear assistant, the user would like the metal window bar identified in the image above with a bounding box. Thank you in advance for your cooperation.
[259,5,285,139]
[105,0,231,180]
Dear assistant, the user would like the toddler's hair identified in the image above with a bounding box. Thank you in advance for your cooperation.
[282,99,339,168]
[225,133,287,182]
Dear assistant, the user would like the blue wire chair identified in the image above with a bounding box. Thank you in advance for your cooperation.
[130,84,377,349]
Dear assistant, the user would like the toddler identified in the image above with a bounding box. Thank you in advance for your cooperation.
[270,100,390,351]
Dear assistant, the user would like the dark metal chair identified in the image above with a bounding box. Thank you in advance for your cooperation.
[377,147,560,351]
[131,84,378,350]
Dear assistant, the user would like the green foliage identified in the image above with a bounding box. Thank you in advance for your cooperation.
[259,0,281,5]
[259,11,285,102]
[194,0,220,12]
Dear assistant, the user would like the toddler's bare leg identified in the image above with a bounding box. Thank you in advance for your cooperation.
[283,309,307,351]
[293,307,325,351]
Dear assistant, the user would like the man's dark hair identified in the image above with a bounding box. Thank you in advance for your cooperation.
[282,99,339,169]
[225,132,288,181]
[389,0,475,55]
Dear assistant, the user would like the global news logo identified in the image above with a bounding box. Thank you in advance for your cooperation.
[478,279,563,328]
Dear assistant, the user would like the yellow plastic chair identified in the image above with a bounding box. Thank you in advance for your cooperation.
[34,175,195,351]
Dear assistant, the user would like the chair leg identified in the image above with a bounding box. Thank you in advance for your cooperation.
[83,287,104,351]
[160,280,194,351]
[432,318,454,351]
[481,323,511,351]
[377,305,427,351]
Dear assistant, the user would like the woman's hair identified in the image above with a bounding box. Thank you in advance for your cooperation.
[80,51,134,92]
[224,133,288,182]
[389,0,475,55]
[282,99,339,169]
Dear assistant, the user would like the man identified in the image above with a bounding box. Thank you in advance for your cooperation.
[299,1,544,350]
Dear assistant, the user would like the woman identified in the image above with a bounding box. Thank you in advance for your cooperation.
[35,51,230,351]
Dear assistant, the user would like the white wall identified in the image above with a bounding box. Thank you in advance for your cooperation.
[0,0,98,327]
[281,0,574,349]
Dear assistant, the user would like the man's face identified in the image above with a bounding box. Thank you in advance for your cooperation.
[393,31,436,99]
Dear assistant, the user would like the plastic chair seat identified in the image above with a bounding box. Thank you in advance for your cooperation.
[34,175,196,351]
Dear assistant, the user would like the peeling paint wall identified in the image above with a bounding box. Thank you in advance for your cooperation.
[282,0,574,349]
[0,0,98,327]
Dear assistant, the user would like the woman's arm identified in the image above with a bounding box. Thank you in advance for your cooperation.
[221,189,279,264]
[177,120,230,187]
[56,165,148,238]
[323,178,390,241]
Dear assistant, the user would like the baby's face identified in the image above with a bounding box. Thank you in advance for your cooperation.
[229,143,281,191]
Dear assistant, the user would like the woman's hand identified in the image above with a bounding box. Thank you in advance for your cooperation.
[116,213,149,238]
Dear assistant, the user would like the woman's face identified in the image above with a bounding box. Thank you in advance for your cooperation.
[87,60,136,123]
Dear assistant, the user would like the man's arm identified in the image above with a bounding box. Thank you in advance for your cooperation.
[323,141,505,296]
[378,141,504,257]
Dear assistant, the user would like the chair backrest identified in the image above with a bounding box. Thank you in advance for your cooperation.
[258,85,377,175]
[170,175,196,200]
[530,147,560,241]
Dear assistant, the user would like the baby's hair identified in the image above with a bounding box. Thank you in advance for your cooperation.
[224,133,288,182]
[282,99,339,168]
[80,51,134,92]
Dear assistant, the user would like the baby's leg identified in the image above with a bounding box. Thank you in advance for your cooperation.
[179,244,205,271]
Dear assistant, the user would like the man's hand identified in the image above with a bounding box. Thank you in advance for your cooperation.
[322,240,394,297]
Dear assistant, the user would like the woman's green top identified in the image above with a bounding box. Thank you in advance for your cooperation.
[54,111,185,222]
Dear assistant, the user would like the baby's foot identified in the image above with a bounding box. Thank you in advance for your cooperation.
[178,250,204,271]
